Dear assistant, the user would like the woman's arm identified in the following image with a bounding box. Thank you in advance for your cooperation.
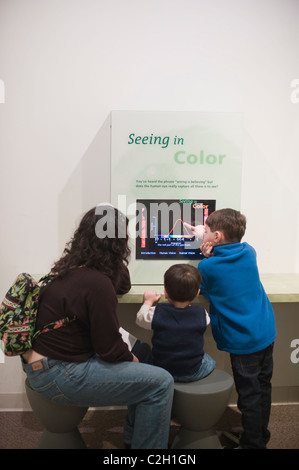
[89,273,133,362]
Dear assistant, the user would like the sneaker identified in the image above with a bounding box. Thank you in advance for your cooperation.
[222,429,243,446]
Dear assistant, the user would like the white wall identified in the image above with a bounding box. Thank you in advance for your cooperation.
[0,0,299,405]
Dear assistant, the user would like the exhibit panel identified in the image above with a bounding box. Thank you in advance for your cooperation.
[110,111,243,284]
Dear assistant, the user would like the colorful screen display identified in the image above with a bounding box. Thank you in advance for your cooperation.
[135,199,216,260]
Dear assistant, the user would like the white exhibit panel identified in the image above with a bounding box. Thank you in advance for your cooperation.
[111,111,243,284]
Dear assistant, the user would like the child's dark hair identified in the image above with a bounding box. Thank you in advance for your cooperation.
[206,208,246,243]
[164,264,202,302]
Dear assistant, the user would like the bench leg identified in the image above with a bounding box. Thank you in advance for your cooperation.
[38,427,87,449]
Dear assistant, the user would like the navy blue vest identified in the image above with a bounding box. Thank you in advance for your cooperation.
[152,303,207,377]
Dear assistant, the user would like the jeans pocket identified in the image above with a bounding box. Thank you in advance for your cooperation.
[34,380,72,404]
[26,369,72,405]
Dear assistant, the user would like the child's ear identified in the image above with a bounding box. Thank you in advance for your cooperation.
[195,289,200,298]
[214,230,224,243]
[164,288,169,299]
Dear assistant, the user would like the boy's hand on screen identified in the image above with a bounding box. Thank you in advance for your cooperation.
[184,223,204,239]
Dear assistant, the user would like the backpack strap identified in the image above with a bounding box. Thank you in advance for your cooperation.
[33,272,77,341]
[32,316,77,341]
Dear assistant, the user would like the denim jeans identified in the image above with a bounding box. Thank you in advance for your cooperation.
[172,353,216,382]
[22,354,174,449]
[230,342,274,449]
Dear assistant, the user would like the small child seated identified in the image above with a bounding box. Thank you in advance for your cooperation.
[136,264,215,382]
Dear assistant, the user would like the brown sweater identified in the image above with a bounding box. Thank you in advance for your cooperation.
[33,267,133,363]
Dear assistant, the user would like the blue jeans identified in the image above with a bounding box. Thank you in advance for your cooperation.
[230,342,274,449]
[22,355,174,449]
[172,353,216,382]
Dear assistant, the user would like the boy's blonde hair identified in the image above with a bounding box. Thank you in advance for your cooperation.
[206,208,246,243]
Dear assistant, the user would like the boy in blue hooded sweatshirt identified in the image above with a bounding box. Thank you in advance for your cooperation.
[188,208,276,449]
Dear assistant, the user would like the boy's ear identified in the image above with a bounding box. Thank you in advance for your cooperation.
[214,230,224,243]
[164,288,168,299]
[195,289,200,298]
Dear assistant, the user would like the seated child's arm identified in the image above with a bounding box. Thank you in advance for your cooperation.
[136,290,161,330]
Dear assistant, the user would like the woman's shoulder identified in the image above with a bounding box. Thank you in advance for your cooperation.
[67,267,114,290]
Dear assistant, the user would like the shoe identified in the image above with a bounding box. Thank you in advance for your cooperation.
[222,430,242,445]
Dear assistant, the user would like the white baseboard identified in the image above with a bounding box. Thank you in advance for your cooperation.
[0,393,31,412]
[0,393,127,412]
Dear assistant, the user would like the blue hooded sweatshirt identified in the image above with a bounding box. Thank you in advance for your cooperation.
[198,242,276,354]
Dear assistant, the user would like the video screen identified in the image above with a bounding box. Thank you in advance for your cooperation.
[135,199,216,260]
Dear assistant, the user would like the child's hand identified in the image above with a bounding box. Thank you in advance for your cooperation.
[201,242,214,257]
[131,353,139,363]
[143,290,162,306]
[184,223,204,239]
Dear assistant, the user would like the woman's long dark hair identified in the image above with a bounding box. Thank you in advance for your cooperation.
[52,206,131,289]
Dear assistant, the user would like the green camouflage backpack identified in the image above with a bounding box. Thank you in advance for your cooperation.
[0,273,75,356]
